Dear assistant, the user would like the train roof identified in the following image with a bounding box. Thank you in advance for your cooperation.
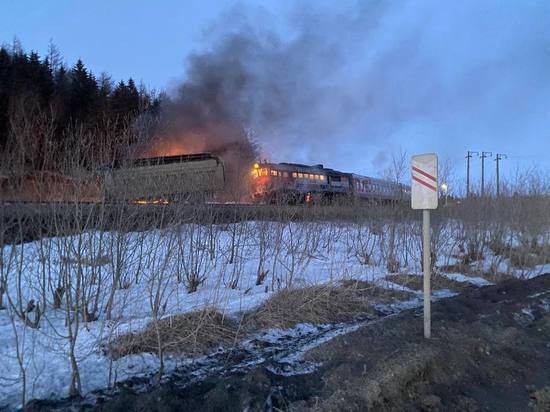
[351,173,393,183]
[351,174,411,188]
[263,162,327,173]
[262,161,356,177]
[111,153,219,168]
[257,161,410,188]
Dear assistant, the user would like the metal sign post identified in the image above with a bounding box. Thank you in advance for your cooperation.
[411,153,438,339]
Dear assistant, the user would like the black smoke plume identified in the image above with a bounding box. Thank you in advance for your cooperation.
[142,1,550,184]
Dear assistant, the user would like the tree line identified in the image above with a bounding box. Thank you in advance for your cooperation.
[0,41,160,171]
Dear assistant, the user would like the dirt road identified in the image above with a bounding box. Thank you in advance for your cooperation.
[29,274,550,411]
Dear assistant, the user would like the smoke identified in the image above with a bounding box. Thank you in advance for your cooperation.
[148,0,550,179]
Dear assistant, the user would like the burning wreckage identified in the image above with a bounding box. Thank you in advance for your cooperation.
[1,152,410,205]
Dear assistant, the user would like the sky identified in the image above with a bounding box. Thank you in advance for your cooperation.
[1,0,549,192]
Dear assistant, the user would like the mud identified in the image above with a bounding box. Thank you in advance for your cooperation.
[305,274,550,411]
[385,273,473,293]
[26,274,550,411]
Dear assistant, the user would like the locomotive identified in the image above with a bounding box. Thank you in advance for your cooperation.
[251,161,410,204]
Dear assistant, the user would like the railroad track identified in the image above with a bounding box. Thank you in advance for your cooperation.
[1,201,407,245]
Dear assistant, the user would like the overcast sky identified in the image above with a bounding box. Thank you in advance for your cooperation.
[2,0,549,191]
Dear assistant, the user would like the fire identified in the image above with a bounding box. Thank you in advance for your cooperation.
[133,199,169,205]
[143,141,196,157]
[136,132,208,158]
[250,163,268,178]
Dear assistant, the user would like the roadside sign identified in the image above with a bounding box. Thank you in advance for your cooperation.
[411,154,438,210]
[411,153,438,339]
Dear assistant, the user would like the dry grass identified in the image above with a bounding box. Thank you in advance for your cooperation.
[246,281,413,330]
[439,263,469,273]
[110,309,240,359]
[476,270,515,283]
[509,245,550,268]
[340,279,413,302]
[110,283,415,358]
[386,273,471,293]
[439,263,514,284]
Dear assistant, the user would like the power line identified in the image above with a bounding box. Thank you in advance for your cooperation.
[480,151,492,197]
[465,150,478,197]
[495,153,507,197]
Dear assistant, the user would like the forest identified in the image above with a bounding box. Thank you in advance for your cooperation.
[0,41,160,170]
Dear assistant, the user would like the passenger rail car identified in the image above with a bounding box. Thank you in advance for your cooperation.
[251,161,410,204]
[104,153,225,202]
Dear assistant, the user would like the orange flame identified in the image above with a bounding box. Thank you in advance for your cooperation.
[136,131,209,158]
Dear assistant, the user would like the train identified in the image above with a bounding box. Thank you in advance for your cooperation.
[0,153,225,204]
[250,161,411,204]
[103,153,225,202]
[2,153,410,206]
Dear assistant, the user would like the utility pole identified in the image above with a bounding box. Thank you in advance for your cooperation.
[466,151,478,197]
[495,153,507,197]
[480,151,492,197]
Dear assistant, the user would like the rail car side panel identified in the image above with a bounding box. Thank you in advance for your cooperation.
[104,157,224,201]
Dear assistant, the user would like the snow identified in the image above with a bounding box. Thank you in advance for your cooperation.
[0,221,399,409]
[439,272,493,287]
[526,264,550,279]
[0,219,548,410]
[265,322,364,375]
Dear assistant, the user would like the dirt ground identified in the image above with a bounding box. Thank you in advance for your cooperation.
[385,273,473,293]
[304,273,550,411]
[28,274,550,411]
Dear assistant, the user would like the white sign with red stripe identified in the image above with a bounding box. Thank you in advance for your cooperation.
[411,153,438,210]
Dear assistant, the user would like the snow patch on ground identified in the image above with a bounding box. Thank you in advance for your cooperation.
[1,220,547,409]
[440,272,493,287]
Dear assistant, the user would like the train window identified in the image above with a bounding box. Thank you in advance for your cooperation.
[320,175,326,181]
[271,170,278,176]
[298,173,304,178]
[292,172,298,178]
[251,170,258,178]
[260,168,268,176]
[307,174,313,179]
